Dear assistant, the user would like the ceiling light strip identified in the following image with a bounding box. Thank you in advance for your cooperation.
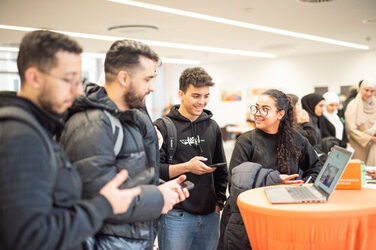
[108,0,369,50]
[0,46,19,52]
[0,24,275,58]
[0,44,201,65]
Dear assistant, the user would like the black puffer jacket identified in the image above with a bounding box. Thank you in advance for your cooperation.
[218,162,281,250]
[59,83,163,250]
[0,93,113,250]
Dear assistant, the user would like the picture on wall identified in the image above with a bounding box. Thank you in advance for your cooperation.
[221,90,242,102]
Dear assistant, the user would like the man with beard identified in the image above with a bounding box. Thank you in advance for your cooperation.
[59,39,189,249]
[0,30,143,250]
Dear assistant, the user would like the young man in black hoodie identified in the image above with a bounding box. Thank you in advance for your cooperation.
[0,30,141,250]
[59,39,189,249]
[155,67,227,250]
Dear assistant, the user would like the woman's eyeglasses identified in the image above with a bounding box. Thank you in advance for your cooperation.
[250,105,269,117]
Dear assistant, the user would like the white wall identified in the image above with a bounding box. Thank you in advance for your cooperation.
[201,49,376,126]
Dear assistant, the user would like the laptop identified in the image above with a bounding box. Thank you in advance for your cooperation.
[264,146,353,204]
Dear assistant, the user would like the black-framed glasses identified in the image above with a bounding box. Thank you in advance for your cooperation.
[39,71,83,87]
[250,105,269,117]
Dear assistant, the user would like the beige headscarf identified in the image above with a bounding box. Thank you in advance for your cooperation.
[350,80,376,126]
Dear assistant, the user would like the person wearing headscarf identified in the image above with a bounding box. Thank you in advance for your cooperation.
[301,93,326,151]
[322,92,348,148]
[287,93,318,147]
[345,80,376,165]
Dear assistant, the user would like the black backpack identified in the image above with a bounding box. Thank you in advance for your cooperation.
[156,116,177,164]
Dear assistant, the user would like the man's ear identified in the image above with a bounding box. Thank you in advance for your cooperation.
[117,70,130,87]
[24,67,41,89]
[178,90,185,101]
[278,110,286,120]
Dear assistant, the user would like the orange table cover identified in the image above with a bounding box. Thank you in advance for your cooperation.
[237,186,376,250]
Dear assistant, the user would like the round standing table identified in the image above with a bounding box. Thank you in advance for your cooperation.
[237,186,376,250]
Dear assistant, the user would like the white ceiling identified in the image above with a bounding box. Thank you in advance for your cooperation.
[0,0,375,63]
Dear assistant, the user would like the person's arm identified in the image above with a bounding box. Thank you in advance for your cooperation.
[212,124,228,210]
[154,118,173,181]
[229,133,254,174]
[0,124,112,250]
[61,111,163,223]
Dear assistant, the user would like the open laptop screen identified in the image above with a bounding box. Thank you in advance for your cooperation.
[314,146,353,197]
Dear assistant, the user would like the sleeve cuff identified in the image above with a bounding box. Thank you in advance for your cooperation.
[91,194,114,219]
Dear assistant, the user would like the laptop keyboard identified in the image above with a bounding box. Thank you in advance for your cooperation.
[286,186,318,200]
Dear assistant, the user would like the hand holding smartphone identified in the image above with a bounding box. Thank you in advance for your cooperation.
[208,162,227,168]
[180,181,195,190]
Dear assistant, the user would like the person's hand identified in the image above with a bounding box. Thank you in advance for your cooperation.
[99,170,141,214]
[158,175,189,214]
[279,174,304,185]
[366,169,376,180]
[215,205,221,214]
[186,156,215,175]
[371,136,376,144]
[297,109,310,124]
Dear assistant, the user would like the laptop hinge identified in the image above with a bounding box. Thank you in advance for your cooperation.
[315,185,330,200]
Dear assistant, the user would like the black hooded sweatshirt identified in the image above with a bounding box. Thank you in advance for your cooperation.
[154,105,227,215]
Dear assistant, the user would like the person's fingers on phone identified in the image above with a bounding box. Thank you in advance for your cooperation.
[195,156,208,162]
[200,166,215,174]
[175,175,187,184]
[175,186,186,203]
[181,188,190,199]
[109,169,129,188]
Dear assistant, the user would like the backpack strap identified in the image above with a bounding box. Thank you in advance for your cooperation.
[0,106,57,171]
[104,110,124,156]
[159,116,177,164]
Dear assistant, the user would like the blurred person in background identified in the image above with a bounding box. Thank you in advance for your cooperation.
[345,80,376,165]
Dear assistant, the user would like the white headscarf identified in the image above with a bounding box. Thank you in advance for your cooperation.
[323,92,344,140]
[351,80,376,126]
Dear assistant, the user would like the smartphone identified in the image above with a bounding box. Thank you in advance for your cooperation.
[122,168,155,188]
[180,181,195,191]
[208,162,227,168]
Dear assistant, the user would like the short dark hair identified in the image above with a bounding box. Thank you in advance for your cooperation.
[179,67,214,93]
[17,30,82,84]
[104,40,160,82]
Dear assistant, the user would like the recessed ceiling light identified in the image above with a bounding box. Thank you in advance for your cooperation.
[362,18,376,24]
[107,24,158,34]
[0,24,275,58]
[108,0,369,50]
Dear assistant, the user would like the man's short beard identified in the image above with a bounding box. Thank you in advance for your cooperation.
[38,85,55,114]
[124,83,147,109]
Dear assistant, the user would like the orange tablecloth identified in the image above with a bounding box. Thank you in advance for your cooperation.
[237,186,376,250]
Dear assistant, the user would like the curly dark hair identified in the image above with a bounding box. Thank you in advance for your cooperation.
[104,40,160,82]
[179,67,214,93]
[263,89,298,174]
[17,30,82,85]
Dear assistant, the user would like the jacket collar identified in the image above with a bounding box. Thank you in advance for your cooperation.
[0,92,64,136]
